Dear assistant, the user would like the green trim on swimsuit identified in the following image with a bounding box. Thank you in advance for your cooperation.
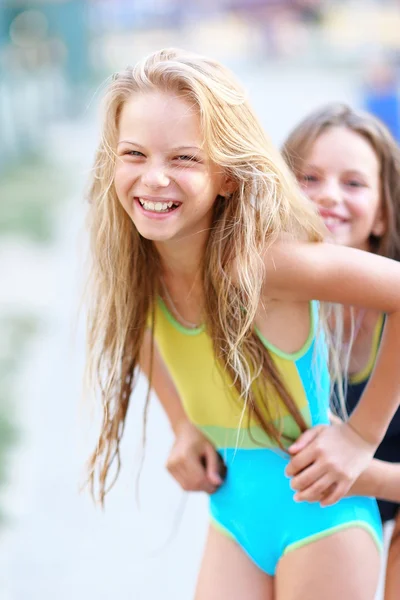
[255,301,315,361]
[157,296,205,335]
[210,516,236,540]
[283,520,383,557]
[349,313,385,385]
[157,296,317,359]
[200,408,309,450]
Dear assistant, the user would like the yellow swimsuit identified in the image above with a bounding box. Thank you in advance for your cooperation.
[152,297,382,574]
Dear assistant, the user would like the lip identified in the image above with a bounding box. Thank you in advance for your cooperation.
[134,196,182,220]
[318,208,348,222]
[318,209,350,233]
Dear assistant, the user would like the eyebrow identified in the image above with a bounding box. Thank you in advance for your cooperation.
[343,169,369,178]
[117,140,203,152]
[304,164,369,177]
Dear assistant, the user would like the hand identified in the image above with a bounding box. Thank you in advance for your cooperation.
[285,422,376,506]
[166,419,223,494]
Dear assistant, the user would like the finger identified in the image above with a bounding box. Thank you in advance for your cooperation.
[321,481,349,507]
[169,467,191,491]
[185,459,216,493]
[203,446,223,486]
[321,482,337,502]
[288,425,326,455]
[294,473,336,503]
[204,482,219,495]
[285,442,318,477]
[183,462,211,492]
[168,461,206,492]
[290,462,327,492]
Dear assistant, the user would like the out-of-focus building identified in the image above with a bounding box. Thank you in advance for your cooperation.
[2,0,400,169]
[0,0,91,170]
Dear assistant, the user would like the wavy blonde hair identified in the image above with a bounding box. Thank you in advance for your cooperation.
[86,48,326,503]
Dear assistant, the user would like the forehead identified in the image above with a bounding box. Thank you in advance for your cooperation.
[118,91,203,147]
[306,126,380,173]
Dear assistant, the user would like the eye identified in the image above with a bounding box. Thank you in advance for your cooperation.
[346,180,365,188]
[301,174,318,183]
[124,150,145,157]
[175,154,199,162]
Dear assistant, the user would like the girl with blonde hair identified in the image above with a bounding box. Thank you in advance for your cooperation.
[86,49,400,599]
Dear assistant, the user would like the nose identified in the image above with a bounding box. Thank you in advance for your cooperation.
[142,160,170,189]
[314,178,342,207]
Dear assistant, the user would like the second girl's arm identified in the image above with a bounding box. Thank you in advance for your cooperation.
[289,424,400,503]
[351,460,400,503]
[265,240,400,504]
[266,240,400,445]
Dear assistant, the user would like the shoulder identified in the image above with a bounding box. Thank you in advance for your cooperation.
[263,239,329,296]
[262,238,372,303]
[262,236,400,310]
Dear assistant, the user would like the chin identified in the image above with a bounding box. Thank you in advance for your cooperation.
[136,227,176,243]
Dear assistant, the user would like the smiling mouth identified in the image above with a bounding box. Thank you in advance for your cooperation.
[322,216,348,227]
[136,197,181,213]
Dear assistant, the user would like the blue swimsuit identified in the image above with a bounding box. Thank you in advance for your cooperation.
[152,298,382,575]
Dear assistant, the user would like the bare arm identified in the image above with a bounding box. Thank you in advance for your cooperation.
[139,329,187,435]
[266,240,400,504]
[350,460,400,503]
[289,424,400,504]
[266,240,400,445]
[139,331,222,493]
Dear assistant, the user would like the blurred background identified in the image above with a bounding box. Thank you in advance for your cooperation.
[1,1,399,598]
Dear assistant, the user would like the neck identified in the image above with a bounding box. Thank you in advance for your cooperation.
[155,233,207,284]
[155,235,206,328]
[354,241,374,253]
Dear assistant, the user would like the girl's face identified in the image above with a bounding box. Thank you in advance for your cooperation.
[114,91,232,244]
[298,126,385,251]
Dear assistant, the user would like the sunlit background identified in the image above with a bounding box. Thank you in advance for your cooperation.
[1,1,399,598]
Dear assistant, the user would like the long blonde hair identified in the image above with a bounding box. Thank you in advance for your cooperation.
[86,48,325,503]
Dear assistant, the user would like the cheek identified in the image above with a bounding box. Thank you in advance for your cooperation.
[346,192,380,223]
[299,182,317,202]
[114,163,137,203]
[179,170,217,202]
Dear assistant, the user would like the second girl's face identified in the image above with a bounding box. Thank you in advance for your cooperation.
[114,91,231,244]
[298,126,385,251]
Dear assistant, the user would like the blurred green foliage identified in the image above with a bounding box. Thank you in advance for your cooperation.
[0,314,40,522]
[0,156,70,243]
[0,152,68,522]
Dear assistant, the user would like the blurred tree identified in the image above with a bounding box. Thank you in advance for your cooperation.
[0,0,91,169]
[2,0,90,110]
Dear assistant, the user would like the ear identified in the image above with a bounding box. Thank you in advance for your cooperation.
[219,175,237,198]
[371,203,387,237]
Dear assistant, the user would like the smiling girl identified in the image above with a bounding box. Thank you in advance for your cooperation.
[86,51,400,599]
[283,103,400,600]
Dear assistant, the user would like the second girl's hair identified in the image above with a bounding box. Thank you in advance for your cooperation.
[282,103,400,261]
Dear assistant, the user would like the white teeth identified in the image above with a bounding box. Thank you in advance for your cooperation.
[324,217,344,225]
[139,198,177,212]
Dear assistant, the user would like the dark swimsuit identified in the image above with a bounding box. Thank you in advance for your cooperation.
[346,314,400,523]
